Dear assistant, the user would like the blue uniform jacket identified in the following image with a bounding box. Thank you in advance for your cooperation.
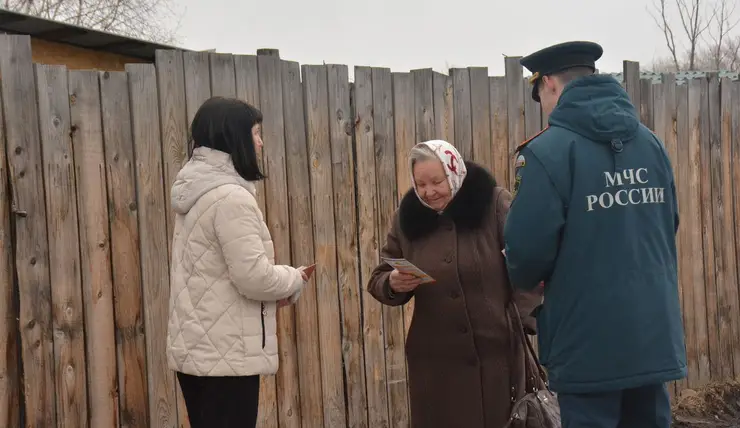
[503,74,687,394]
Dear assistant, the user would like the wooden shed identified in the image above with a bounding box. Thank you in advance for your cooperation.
[0,8,185,70]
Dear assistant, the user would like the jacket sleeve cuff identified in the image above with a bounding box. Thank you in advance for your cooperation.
[374,273,412,306]
[385,278,397,299]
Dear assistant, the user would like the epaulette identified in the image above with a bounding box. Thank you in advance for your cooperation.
[514,125,550,154]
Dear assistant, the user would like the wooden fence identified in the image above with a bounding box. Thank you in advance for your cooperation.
[0,33,739,427]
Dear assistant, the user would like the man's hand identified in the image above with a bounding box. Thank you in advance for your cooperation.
[389,269,423,293]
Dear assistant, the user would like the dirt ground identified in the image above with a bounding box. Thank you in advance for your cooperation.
[672,381,740,427]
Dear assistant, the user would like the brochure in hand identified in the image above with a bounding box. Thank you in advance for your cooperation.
[382,258,436,284]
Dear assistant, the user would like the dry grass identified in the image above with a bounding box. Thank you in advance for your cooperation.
[672,381,740,427]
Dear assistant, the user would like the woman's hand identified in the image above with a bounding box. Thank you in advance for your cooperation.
[277,298,291,308]
[298,265,315,282]
[389,269,422,293]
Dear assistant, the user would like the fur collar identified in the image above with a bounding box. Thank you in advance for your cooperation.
[399,161,496,241]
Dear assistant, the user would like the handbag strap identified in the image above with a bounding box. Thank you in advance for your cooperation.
[496,186,550,396]
[509,300,549,390]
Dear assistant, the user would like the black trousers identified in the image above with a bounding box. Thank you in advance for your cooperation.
[558,383,671,428]
[176,372,260,428]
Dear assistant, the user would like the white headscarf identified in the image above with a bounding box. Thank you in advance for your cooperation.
[409,139,467,211]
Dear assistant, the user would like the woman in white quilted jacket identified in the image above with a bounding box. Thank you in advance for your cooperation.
[166,97,310,428]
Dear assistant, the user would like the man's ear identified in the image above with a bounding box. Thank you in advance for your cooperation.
[541,75,555,91]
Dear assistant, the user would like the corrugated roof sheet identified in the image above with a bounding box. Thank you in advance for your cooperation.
[607,70,739,84]
[0,8,186,60]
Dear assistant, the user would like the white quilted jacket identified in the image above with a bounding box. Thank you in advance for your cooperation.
[166,146,305,377]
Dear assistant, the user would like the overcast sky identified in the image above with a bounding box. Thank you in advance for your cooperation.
[173,0,672,76]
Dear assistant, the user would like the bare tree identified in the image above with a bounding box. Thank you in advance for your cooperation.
[648,0,739,71]
[4,0,183,44]
[705,0,739,69]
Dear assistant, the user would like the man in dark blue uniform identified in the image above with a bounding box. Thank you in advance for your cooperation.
[503,41,686,428]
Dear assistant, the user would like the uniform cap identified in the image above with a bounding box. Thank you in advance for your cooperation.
[520,41,603,102]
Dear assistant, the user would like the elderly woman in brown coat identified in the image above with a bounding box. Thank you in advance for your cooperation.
[367,139,543,428]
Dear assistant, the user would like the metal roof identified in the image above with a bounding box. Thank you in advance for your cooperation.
[0,8,186,60]
[607,70,739,84]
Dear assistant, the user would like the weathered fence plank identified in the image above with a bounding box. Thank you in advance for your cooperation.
[183,52,212,132]
[654,75,685,395]
[490,76,509,187]
[469,67,493,170]
[100,70,150,428]
[451,68,473,159]
[717,76,740,380]
[234,55,260,110]
[354,66,390,428]
[273,59,303,428]
[432,72,454,145]
[127,63,178,428]
[392,71,416,421]
[245,53,276,427]
[640,78,654,129]
[234,55,269,241]
[327,64,367,428]
[504,57,525,186]
[732,80,740,378]
[285,63,324,428]
[35,64,89,428]
[0,34,56,428]
[675,82,697,390]
[523,77,542,140]
[687,78,712,386]
[412,69,434,143]
[374,67,410,428]
[257,52,293,428]
[623,61,641,107]
[153,53,188,424]
[69,69,120,428]
[153,53,190,427]
[0,51,20,428]
[396,71,416,340]
[209,53,237,97]
[301,64,344,428]
[701,75,721,382]
[155,50,188,260]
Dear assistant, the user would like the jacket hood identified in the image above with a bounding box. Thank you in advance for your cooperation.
[548,74,640,144]
[171,146,255,215]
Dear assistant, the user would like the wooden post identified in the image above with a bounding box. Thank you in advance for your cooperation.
[623,60,641,106]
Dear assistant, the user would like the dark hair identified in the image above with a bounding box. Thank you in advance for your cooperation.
[553,66,594,85]
[189,96,265,181]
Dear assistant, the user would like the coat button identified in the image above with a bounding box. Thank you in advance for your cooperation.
[459,325,468,333]
[450,290,460,299]
[468,358,478,366]
[446,223,453,231]
[444,255,452,263]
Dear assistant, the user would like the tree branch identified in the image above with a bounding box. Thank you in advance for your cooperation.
[4,0,182,43]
